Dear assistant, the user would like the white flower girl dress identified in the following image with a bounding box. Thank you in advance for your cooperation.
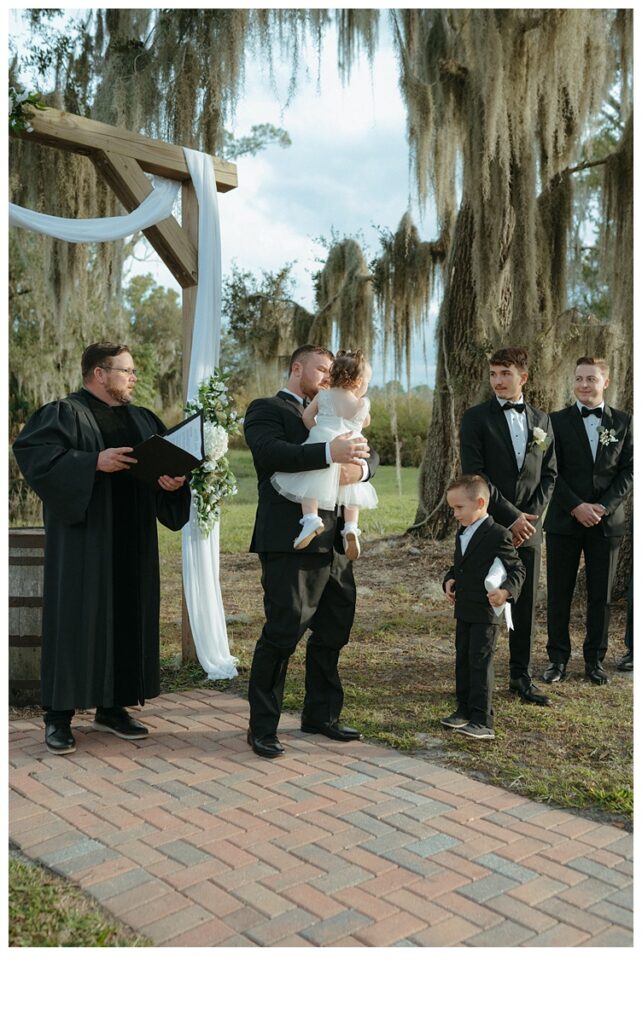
[271,387,378,511]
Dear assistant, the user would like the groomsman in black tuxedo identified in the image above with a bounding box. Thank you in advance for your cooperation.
[542,357,633,685]
[243,345,379,757]
[460,347,557,705]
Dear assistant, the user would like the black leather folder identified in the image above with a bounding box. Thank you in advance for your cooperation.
[128,410,204,485]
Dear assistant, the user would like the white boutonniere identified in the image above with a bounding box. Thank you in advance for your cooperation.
[529,426,550,452]
[598,427,618,447]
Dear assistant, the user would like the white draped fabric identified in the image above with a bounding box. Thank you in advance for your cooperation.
[9,176,181,241]
[181,147,237,679]
[10,155,237,679]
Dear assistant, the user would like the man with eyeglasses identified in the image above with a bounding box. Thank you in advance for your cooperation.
[13,342,191,754]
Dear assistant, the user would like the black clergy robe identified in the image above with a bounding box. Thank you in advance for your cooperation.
[12,388,191,711]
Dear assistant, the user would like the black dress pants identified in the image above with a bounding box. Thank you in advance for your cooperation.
[455,620,499,728]
[248,550,356,739]
[546,531,622,665]
[624,574,633,654]
[508,544,541,679]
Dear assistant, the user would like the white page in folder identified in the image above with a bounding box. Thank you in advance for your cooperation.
[166,414,203,460]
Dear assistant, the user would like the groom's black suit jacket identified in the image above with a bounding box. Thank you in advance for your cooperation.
[443,516,526,624]
[544,403,633,538]
[460,397,557,548]
[244,390,379,554]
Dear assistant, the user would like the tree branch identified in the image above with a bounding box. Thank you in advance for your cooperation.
[563,156,610,177]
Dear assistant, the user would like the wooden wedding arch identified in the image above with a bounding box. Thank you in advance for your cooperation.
[12,105,239,661]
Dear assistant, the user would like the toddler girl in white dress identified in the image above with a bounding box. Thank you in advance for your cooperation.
[271,349,378,560]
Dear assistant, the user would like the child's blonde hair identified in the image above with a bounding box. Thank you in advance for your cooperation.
[331,350,367,390]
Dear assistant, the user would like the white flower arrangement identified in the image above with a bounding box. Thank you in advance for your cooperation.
[598,427,618,447]
[184,370,242,537]
[202,422,229,469]
[9,85,46,135]
[529,426,550,452]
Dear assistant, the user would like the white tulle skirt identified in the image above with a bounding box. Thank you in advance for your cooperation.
[271,416,379,512]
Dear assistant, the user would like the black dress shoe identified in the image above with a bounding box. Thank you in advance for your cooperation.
[247,729,284,758]
[616,652,633,672]
[45,722,76,755]
[509,676,551,706]
[542,662,567,684]
[300,720,363,741]
[93,707,149,739]
[585,662,609,685]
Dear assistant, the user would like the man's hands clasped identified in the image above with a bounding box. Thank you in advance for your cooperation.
[510,512,538,547]
[572,502,607,527]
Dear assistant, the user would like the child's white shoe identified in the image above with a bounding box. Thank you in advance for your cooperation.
[342,523,361,560]
[293,515,324,550]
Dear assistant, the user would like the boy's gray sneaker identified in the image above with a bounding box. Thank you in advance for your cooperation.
[441,713,469,729]
[459,722,495,740]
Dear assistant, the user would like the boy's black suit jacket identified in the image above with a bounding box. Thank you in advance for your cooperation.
[460,397,557,548]
[443,516,527,624]
[544,403,633,538]
[244,390,379,554]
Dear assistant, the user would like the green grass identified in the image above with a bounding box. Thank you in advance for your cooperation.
[217,447,420,553]
[9,857,151,947]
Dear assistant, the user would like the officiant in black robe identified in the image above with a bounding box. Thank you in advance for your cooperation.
[12,343,191,755]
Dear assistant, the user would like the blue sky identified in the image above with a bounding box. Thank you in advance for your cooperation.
[9,6,439,385]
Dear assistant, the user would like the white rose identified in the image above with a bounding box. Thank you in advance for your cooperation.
[532,427,546,442]
[203,421,229,463]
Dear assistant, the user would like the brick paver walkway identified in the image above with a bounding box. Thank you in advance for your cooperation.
[9,690,633,946]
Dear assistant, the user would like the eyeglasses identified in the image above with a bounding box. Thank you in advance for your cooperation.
[99,365,137,377]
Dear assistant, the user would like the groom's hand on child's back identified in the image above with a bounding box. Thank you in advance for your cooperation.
[330,432,370,465]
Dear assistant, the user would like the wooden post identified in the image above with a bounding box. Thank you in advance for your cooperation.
[181,179,199,663]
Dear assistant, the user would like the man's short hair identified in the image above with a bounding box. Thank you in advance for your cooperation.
[447,474,490,502]
[489,347,529,372]
[576,355,609,376]
[81,343,131,379]
[289,344,334,373]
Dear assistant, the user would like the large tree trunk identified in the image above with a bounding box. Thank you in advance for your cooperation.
[411,203,489,538]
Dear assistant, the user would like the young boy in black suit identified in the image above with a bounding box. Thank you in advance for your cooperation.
[442,475,526,739]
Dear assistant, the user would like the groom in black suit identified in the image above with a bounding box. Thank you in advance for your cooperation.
[243,345,379,757]
[460,347,557,705]
[542,357,633,685]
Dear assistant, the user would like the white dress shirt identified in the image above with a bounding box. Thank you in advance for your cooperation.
[459,513,489,555]
[576,400,604,461]
[497,395,527,469]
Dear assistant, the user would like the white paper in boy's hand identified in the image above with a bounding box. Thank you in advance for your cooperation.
[484,557,513,630]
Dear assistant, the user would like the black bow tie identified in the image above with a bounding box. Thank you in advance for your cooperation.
[502,401,525,413]
[581,406,602,418]
[302,397,310,409]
